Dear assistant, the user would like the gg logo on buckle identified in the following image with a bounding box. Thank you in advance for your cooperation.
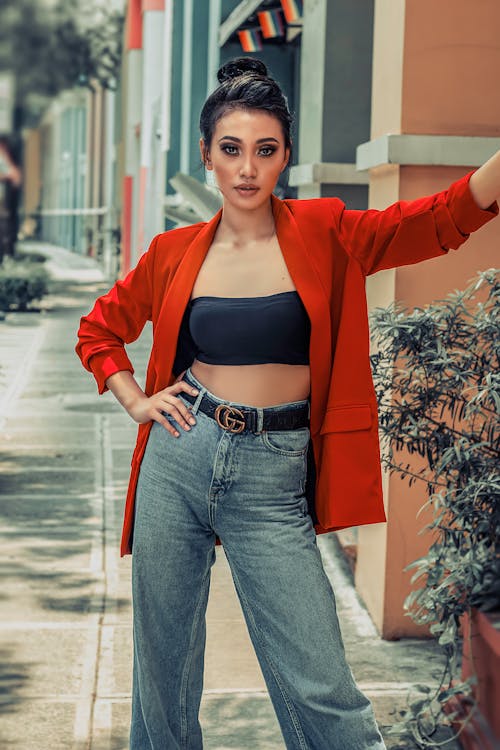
[214,404,246,434]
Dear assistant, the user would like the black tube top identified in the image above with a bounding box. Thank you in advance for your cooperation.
[174,291,311,370]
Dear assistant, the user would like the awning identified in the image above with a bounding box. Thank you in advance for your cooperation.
[165,173,222,225]
[219,0,302,49]
[219,0,264,47]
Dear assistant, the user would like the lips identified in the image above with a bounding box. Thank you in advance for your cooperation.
[235,184,259,197]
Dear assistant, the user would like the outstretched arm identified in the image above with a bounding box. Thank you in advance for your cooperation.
[336,166,499,276]
[469,150,500,210]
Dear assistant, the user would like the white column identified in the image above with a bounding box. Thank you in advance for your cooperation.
[125,47,142,268]
[180,0,193,174]
[160,0,174,153]
[207,0,221,95]
[103,88,116,278]
[141,8,165,244]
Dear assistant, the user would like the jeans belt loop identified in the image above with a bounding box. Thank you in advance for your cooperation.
[256,407,264,433]
[190,388,206,416]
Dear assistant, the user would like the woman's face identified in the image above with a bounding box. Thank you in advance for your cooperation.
[200,108,290,210]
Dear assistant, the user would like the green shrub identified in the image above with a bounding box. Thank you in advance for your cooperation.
[369,268,500,747]
[0,260,49,311]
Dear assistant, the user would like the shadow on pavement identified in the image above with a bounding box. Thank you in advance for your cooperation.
[0,648,30,712]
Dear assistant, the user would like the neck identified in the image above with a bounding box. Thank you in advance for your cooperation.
[217,197,276,245]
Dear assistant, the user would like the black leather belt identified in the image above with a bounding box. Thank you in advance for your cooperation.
[181,387,310,434]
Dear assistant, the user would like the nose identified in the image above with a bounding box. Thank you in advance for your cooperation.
[239,152,257,178]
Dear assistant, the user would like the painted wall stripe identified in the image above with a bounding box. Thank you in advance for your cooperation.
[126,0,142,50]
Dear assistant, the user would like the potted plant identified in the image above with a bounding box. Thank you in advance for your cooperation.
[369,268,500,748]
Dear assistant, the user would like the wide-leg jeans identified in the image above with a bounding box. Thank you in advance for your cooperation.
[130,368,386,749]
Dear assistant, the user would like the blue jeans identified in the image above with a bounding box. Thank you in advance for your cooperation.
[130,367,386,749]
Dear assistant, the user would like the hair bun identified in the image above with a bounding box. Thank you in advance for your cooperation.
[217,57,268,84]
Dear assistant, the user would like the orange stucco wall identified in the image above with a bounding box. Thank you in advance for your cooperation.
[401,0,500,137]
[356,0,500,638]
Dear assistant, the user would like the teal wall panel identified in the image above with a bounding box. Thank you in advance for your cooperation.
[166,0,184,196]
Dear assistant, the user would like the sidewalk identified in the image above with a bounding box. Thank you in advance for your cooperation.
[0,244,459,749]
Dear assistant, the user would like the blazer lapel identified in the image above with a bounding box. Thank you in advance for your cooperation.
[155,208,223,379]
[271,194,332,436]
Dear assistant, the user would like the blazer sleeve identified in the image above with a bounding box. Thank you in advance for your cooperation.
[75,234,159,394]
[335,170,498,276]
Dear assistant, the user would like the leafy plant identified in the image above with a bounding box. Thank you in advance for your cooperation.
[0,259,49,311]
[369,268,500,747]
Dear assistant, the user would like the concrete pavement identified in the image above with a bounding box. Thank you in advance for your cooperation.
[0,244,459,749]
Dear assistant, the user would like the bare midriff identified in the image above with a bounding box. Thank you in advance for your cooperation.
[190,359,311,408]
[186,228,311,407]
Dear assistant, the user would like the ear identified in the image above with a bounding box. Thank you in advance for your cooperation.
[200,138,212,170]
[281,145,291,173]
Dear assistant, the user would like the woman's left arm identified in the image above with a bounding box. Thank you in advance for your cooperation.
[468,150,500,209]
[335,159,499,276]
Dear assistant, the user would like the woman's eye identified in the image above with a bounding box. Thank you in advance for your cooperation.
[220,144,277,157]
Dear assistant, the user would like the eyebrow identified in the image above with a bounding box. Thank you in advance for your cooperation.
[217,136,280,144]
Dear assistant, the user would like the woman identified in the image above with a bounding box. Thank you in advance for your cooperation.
[76,58,499,749]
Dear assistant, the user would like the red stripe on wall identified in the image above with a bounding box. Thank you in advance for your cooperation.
[126,0,142,50]
[122,176,133,276]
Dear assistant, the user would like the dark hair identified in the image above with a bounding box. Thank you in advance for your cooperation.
[199,57,292,157]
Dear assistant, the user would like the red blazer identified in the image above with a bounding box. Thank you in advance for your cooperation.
[76,171,498,556]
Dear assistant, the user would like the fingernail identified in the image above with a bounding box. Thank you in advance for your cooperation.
[191,388,199,395]
[189,417,196,425]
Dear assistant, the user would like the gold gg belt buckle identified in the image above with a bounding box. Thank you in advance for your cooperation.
[214,404,246,434]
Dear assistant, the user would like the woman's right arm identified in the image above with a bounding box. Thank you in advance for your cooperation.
[76,235,160,394]
[105,370,199,438]
[76,234,200,437]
